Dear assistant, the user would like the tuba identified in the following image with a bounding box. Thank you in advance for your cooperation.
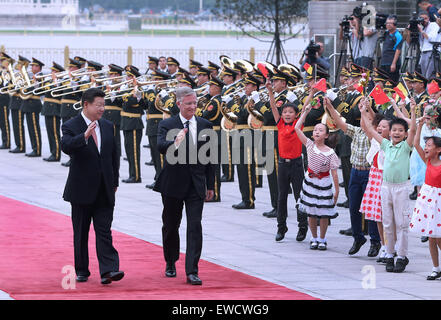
[154,89,176,119]
[245,96,264,130]
[220,101,238,131]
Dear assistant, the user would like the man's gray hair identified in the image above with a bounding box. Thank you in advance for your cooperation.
[176,87,196,102]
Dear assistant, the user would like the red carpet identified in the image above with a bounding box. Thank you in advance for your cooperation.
[0,195,317,300]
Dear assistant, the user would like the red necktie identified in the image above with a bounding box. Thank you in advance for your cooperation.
[91,128,98,149]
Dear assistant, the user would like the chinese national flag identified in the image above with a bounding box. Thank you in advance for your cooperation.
[303,62,313,75]
[394,82,408,100]
[355,83,364,94]
[369,84,390,105]
[428,80,440,95]
[313,78,327,92]
[257,62,269,79]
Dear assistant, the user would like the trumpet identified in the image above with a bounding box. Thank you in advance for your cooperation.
[104,78,178,100]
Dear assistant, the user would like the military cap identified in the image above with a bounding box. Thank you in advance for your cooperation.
[153,69,171,80]
[430,72,441,87]
[51,62,65,73]
[189,59,203,69]
[207,61,220,71]
[179,72,197,88]
[340,66,350,77]
[30,57,45,68]
[86,60,103,71]
[197,66,211,76]
[209,75,225,88]
[177,67,190,76]
[74,56,87,64]
[167,57,180,66]
[18,55,30,64]
[373,67,389,82]
[383,80,396,92]
[252,69,265,83]
[233,62,247,74]
[125,65,141,78]
[0,52,14,63]
[108,64,124,75]
[349,63,367,77]
[403,71,413,82]
[412,71,428,85]
[272,68,297,86]
[222,66,238,78]
[244,73,262,87]
[68,58,82,68]
[148,56,159,65]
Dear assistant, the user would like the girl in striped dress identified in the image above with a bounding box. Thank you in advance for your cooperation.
[295,104,340,251]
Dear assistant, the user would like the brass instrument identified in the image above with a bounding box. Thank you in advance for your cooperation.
[196,94,210,115]
[219,55,235,78]
[245,96,264,130]
[154,89,177,120]
[234,59,254,73]
[220,101,238,131]
[105,79,178,100]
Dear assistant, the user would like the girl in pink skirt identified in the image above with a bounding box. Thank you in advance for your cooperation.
[360,113,391,263]
[409,115,441,280]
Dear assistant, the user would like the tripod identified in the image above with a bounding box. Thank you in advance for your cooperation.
[373,29,386,69]
[428,42,441,78]
[401,33,421,74]
[335,30,354,86]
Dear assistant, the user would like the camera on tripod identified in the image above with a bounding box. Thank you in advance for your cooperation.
[408,13,424,43]
[305,40,321,60]
[375,13,388,30]
[340,15,351,37]
[352,4,368,20]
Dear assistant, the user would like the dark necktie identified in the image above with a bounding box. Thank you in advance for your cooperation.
[184,120,190,163]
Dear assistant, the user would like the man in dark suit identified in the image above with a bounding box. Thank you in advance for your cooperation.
[61,88,124,285]
[154,87,215,285]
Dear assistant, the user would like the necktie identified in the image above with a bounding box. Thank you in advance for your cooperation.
[91,127,98,150]
[184,120,190,163]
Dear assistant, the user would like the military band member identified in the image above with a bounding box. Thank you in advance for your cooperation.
[146,56,159,78]
[189,59,203,81]
[41,62,65,162]
[201,76,225,202]
[0,53,12,149]
[103,64,124,157]
[179,72,197,89]
[409,71,429,118]
[121,66,145,183]
[208,61,220,78]
[231,74,261,209]
[60,58,83,166]
[158,56,168,73]
[196,66,210,90]
[73,56,87,69]
[8,56,27,154]
[146,70,174,189]
[167,57,180,78]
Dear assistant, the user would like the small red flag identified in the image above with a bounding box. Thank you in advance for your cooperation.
[303,62,313,75]
[313,78,327,92]
[369,84,390,105]
[355,83,364,94]
[428,80,440,95]
[257,63,269,79]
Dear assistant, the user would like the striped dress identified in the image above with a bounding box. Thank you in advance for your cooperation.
[297,139,339,218]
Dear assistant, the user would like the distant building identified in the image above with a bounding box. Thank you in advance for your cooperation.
[0,0,79,27]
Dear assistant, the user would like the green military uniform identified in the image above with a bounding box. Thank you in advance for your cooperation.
[121,66,145,183]
[102,64,124,157]
[0,53,12,149]
[201,76,225,202]
[40,62,65,161]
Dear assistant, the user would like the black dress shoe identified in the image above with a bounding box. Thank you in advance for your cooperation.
[101,271,124,285]
[186,274,202,285]
[339,227,352,236]
[348,238,367,255]
[165,262,176,277]
[145,160,154,166]
[409,187,418,200]
[9,147,25,154]
[232,201,255,209]
[123,157,128,161]
[337,200,349,208]
[367,242,381,257]
[339,182,345,188]
[145,182,156,189]
[421,236,429,243]
[122,177,141,183]
[296,227,308,242]
[220,175,233,182]
[393,257,409,273]
[61,160,71,167]
[143,144,150,148]
[385,258,395,272]
[43,155,59,162]
[25,150,40,157]
[76,275,88,282]
[275,226,288,241]
[264,208,277,218]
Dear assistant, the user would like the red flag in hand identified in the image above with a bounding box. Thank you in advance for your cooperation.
[369,84,390,105]
[303,62,313,75]
[354,82,364,94]
[313,78,327,93]
[428,80,440,95]
[257,63,269,79]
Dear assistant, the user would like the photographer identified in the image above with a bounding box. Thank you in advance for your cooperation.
[405,12,440,79]
[380,15,403,83]
[300,41,331,72]
[339,15,362,64]
[359,25,379,69]
[418,0,440,22]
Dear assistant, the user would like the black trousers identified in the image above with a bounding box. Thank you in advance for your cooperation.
[45,115,61,160]
[10,109,25,151]
[277,157,307,229]
[148,134,162,180]
[263,130,278,209]
[236,145,256,206]
[114,124,121,158]
[162,183,205,276]
[0,104,10,148]
[24,111,42,155]
[71,180,119,277]
[124,129,142,181]
[221,130,234,181]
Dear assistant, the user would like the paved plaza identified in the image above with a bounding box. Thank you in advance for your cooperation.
[0,117,440,300]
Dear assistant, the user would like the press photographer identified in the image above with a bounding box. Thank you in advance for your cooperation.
[405,12,440,79]
[300,40,330,72]
[380,15,403,83]
[339,13,362,64]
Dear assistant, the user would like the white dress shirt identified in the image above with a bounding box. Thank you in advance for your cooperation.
[179,113,197,144]
[81,111,101,153]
